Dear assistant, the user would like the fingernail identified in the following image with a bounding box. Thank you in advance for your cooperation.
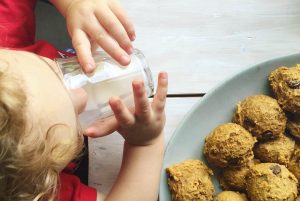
[84,63,95,76]
[133,80,144,89]
[83,129,91,136]
[120,55,130,65]
[133,82,140,90]
[160,72,168,79]
[84,127,96,136]
[127,46,134,54]
[130,34,136,41]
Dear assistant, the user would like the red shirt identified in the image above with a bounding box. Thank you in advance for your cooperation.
[58,172,97,201]
[0,1,97,200]
[0,0,72,59]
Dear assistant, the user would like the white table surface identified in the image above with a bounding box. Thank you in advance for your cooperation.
[36,0,300,195]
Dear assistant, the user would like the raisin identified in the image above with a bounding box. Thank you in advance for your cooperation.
[244,117,256,128]
[286,80,300,89]
[270,164,281,175]
[261,130,275,141]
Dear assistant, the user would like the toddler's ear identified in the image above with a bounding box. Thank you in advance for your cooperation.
[45,124,78,170]
[69,88,88,114]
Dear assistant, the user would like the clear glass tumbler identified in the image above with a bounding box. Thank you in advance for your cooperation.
[56,49,154,124]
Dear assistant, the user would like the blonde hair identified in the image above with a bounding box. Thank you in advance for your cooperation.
[0,61,84,200]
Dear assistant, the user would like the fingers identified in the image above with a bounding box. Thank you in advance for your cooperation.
[132,80,152,121]
[108,0,136,41]
[67,0,135,71]
[109,97,135,128]
[71,29,96,74]
[84,15,131,66]
[94,6,133,54]
[83,96,134,137]
[152,72,168,114]
[84,116,118,138]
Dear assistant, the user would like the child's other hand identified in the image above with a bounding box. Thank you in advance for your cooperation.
[84,72,168,146]
[64,0,135,74]
[111,72,168,146]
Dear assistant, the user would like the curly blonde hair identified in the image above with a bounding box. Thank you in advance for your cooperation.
[0,61,84,200]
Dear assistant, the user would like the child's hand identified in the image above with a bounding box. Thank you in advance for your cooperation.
[111,72,168,146]
[84,72,168,146]
[54,0,135,74]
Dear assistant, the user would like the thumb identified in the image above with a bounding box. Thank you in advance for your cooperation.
[83,116,119,138]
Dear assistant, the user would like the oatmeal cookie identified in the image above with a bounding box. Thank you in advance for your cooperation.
[246,163,298,201]
[166,159,214,201]
[204,123,256,168]
[233,95,286,141]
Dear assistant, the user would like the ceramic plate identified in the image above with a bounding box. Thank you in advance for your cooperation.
[159,53,300,200]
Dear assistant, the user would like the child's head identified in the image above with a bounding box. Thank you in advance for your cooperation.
[0,50,85,201]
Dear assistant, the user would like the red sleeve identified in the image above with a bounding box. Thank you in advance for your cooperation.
[0,0,75,60]
[57,172,97,201]
[0,0,37,47]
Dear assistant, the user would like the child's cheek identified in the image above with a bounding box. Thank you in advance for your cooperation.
[69,88,88,114]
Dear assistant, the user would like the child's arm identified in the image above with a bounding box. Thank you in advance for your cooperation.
[50,0,135,74]
[106,137,164,201]
[96,138,164,201]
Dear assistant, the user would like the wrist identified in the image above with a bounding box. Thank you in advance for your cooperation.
[124,133,164,147]
[50,0,74,17]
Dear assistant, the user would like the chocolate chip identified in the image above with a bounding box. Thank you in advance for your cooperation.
[244,117,256,128]
[228,157,241,166]
[210,149,218,156]
[261,130,275,141]
[285,128,292,136]
[270,164,281,175]
[286,80,300,89]
[285,111,294,120]
[286,112,300,122]
[296,156,300,163]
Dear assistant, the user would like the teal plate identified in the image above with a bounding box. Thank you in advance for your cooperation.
[159,53,300,200]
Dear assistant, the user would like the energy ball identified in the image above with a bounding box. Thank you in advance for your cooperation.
[254,134,295,165]
[269,65,300,114]
[219,159,259,192]
[166,159,214,201]
[288,143,300,182]
[246,163,298,201]
[214,191,248,201]
[204,123,256,168]
[233,95,286,141]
